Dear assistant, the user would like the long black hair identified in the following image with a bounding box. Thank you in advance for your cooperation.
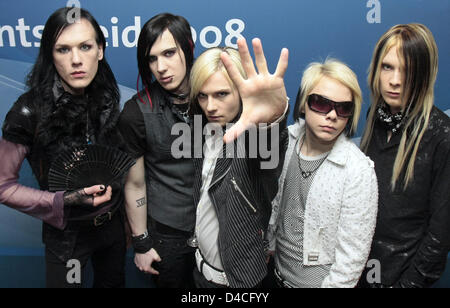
[137,13,194,89]
[27,7,119,105]
[27,7,122,154]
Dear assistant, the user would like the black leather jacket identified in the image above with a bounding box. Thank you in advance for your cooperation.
[192,117,288,288]
[364,106,450,288]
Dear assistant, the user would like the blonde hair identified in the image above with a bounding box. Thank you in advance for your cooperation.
[189,47,246,115]
[293,58,363,137]
[360,23,438,190]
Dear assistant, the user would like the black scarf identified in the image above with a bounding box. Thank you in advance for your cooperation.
[376,103,406,134]
[37,78,91,153]
[36,76,122,159]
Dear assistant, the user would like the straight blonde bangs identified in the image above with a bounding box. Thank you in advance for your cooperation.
[298,59,363,137]
[189,47,245,103]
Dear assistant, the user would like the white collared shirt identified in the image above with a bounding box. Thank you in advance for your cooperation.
[196,131,224,270]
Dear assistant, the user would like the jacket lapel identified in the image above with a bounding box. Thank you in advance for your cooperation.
[193,157,204,207]
[210,142,232,188]
[193,140,232,206]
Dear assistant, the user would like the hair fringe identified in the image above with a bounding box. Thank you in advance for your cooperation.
[361,24,437,191]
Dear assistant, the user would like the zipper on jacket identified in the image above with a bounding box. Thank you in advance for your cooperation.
[209,166,231,189]
[231,177,257,213]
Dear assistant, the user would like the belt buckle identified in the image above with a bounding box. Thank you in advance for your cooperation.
[195,249,229,286]
[94,211,112,227]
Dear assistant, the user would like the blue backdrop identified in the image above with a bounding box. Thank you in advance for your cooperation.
[0,0,449,287]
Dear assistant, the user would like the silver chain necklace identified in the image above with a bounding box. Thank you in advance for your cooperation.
[174,102,190,122]
[296,137,329,179]
[86,111,91,144]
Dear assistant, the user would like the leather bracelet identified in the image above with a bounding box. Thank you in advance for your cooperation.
[132,231,153,254]
[131,230,148,241]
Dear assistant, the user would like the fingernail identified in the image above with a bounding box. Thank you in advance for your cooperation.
[100,185,105,190]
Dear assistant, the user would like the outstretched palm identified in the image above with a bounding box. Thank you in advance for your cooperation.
[221,37,289,143]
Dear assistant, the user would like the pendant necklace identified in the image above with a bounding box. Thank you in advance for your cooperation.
[168,87,190,122]
[296,136,329,179]
[85,111,91,144]
[177,104,190,121]
[173,101,190,123]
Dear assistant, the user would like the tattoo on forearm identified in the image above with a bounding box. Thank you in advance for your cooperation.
[136,197,146,208]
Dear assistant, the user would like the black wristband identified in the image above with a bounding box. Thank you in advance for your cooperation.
[132,232,153,254]
[131,230,149,241]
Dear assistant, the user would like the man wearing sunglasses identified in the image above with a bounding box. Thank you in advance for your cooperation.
[307,94,355,118]
[267,59,378,288]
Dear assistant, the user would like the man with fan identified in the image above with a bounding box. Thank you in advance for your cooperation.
[0,8,130,287]
[118,13,197,288]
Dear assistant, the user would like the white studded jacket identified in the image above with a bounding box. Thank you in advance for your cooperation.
[267,120,379,288]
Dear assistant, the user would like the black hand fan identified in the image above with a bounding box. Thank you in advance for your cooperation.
[48,145,135,192]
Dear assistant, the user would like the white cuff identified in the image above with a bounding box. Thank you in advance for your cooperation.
[259,97,289,130]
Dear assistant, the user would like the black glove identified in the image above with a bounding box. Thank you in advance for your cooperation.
[63,188,95,208]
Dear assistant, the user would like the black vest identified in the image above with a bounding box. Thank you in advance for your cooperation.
[136,84,195,232]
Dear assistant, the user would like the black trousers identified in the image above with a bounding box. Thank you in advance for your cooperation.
[148,218,196,288]
[45,213,126,288]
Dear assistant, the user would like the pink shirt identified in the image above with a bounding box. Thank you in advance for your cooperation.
[0,138,65,229]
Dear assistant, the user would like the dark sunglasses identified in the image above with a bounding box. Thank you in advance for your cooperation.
[307,94,354,118]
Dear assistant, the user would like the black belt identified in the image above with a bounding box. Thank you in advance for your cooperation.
[68,204,120,228]
[149,217,192,237]
[274,268,295,288]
